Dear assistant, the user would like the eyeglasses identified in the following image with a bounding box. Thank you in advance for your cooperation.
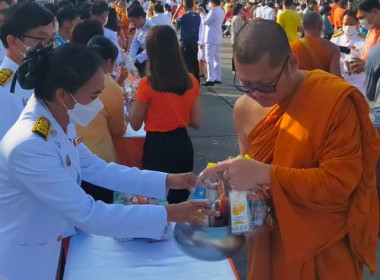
[234,55,290,94]
[22,35,58,47]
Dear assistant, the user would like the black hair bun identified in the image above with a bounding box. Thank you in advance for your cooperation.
[18,44,53,90]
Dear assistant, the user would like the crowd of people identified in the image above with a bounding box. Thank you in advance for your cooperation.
[0,0,380,279]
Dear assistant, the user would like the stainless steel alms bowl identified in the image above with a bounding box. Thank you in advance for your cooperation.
[173,223,246,261]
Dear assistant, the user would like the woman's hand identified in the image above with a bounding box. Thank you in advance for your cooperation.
[166,173,198,191]
[165,201,220,224]
[203,158,271,191]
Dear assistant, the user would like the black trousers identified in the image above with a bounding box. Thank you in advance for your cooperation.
[181,41,200,82]
[142,128,194,204]
[81,180,114,203]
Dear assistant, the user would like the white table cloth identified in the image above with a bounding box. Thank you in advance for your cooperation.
[64,230,239,280]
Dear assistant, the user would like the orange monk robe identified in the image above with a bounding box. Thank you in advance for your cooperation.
[290,36,330,72]
[247,70,379,280]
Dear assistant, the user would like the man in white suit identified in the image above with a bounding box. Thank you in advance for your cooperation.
[203,0,225,86]
[91,0,122,66]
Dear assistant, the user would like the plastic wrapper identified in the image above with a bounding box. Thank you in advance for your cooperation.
[113,192,170,242]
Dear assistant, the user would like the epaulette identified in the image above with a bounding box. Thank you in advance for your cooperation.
[359,32,367,39]
[32,117,51,141]
[332,30,343,38]
[0,68,14,87]
[146,24,152,30]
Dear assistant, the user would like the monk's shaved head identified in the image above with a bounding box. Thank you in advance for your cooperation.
[302,12,323,31]
[234,20,290,68]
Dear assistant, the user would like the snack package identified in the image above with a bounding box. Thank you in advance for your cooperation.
[189,163,229,227]
[230,191,250,234]
[113,192,170,242]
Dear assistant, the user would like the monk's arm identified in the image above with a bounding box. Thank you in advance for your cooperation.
[270,97,363,206]
[329,44,342,78]
[233,96,250,155]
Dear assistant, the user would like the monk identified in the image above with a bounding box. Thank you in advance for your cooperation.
[208,20,380,279]
[290,12,342,77]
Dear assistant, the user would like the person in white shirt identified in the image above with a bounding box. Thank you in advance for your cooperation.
[202,0,225,86]
[255,1,276,20]
[0,2,55,140]
[128,5,156,76]
[91,0,122,66]
[143,0,151,12]
[164,3,173,19]
[331,10,366,93]
[198,3,208,79]
[152,3,173,27]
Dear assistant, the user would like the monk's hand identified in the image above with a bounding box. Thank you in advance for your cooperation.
[350,58,365,74]
[165,201,220,224]
[166,173,198,191]
[203,158,271,191]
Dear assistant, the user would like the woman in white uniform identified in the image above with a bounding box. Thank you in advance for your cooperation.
[0,44,218,280]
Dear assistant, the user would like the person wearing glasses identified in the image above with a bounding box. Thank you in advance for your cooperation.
[0,0,10,64]
[207,20,379,279]
[0,2,55,140]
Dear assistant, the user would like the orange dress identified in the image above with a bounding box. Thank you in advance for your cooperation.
[247,70,379,280]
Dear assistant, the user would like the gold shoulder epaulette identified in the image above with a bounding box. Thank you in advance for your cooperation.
[332,30,343,38]
[146,24,152,30]
[32,117,51,141]
[359,32,367,39]
[0,68,14,87]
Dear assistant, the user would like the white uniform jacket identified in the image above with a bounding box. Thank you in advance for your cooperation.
[129,19,156,63]
[204,6,225,45]
[104,27,122,66]
[0,56,33,140]
[0,95,168,280]
[331,31,366,93]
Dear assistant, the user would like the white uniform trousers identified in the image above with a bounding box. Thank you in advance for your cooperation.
[205,44,222,82]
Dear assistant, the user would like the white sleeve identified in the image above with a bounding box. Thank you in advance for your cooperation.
[9,139,167,239]
[129,34,140,60]
[78,143,167,199]
[204,9,215,25]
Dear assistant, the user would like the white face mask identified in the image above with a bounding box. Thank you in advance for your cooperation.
[359,18,373,30]
[63,93,104,127]
[343,25,357,36]
[17,38,31,58]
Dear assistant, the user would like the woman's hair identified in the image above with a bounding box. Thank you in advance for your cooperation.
[18,44,102,101]
[71,19,104,45]
[233,3,243,16]
[87,35,118,63]
[146,25,192,96]
[105,8,119,31]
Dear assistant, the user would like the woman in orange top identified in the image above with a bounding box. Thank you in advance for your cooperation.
[129,25,201,204]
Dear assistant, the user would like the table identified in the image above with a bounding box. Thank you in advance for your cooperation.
[63,229,240,280]
[113,124,146,169]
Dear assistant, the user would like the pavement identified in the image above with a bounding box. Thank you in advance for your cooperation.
[188,37,380,280]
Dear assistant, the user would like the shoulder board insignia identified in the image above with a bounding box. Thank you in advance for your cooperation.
[0,68,14,87]
[332,30,343,38]
[146,24,152,30]
[32,117,51,141]
[359,33,367,39]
